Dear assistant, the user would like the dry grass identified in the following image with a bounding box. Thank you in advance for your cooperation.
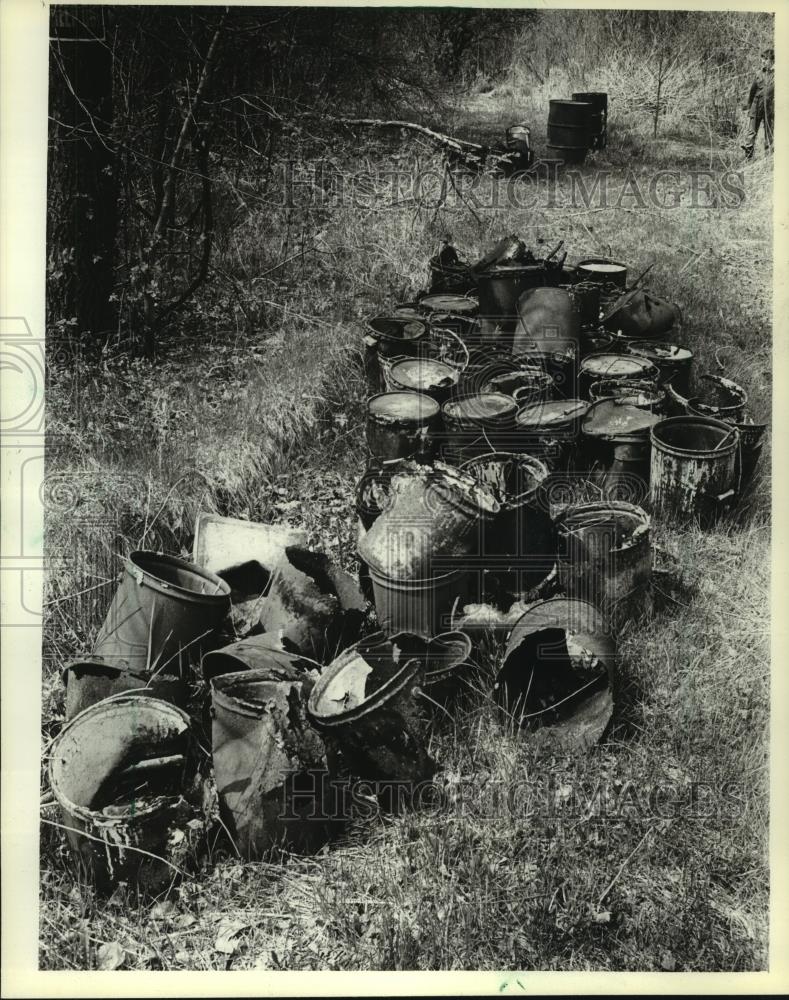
[40,104,771,971]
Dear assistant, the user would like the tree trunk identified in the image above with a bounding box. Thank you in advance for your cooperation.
[48,8,117,346]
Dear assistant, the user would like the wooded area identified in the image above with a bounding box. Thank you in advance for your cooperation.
[47,5,769,357]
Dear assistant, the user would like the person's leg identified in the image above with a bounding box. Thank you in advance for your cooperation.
[764,101,774,151]
[742,110,759,158]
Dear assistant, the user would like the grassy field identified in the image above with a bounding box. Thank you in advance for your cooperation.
[40,97,771,971]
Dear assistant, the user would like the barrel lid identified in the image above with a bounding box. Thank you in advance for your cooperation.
[390,359,458,392]
[550,99,592,107]
[368,391,440,420]
[516,398,589,429]
[367,315,427,342]
[578,259,627,274]
[581,354,652,377]
[629,341,692,361]
[582,399,661,438]
[444,392,517,421]
[419,293,477,314]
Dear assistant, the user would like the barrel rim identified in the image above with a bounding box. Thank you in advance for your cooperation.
[515,397,589,428]
[460,450,550,508]
[365,314,429,343]
[442,391,518,423]
[49,693,191,824]
[307,646,422,727]
[367,389,441,423]
[211,666,311,718]
[556,501,650,554]
[127,550,231,604]
[504,595,615,663]
[581,397,662,440]
[650,414,740,457]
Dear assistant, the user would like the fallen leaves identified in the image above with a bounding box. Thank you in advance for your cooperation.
[214,917,251,955]
[96,940,126,970]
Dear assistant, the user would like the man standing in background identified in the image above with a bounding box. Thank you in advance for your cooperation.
[742,47,774,159]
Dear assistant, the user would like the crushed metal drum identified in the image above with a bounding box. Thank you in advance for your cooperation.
[211,667,331,857]
[308,642,436,784]
[650,415,739,522]
[259,546,366,661]
[366,391,440,463]
[201,632,314,684]
[495,598,615,749]
[358,460,499,582]
[49,694,196,893]
[556,502,652,621]
[347,629,473,708]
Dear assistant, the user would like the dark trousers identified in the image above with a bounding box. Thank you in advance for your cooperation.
[744,99,774,154]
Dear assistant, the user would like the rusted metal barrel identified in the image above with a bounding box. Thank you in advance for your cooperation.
[358,460,499,582]
[355,461,403,602]
[580,327,615,358]
[576,258,628,289]
[506,122,532,157]
[627,341,693,396]
[572,91,608,148]
[650,415,739,521]
[460,451,555,589]
[513,347,577,399]
[686,375,747,424]
[735,419,767,486]
[419,293,478,317]
[578,353,659,400]
[495,597,614,740]
[428,250,475,295]
[547,99,592,164]
[63,656,187,721]
[514,398,590,469]
[556,502,651,621]
[513,287,581,360]
[588,378,666,411]
[566,280,601,326]
[481,366,555,407]
[388,358,459,405]
[84,552,231,713]
[211,667,330,857]
[308,644,436,783]
[368,564,471,638]
[477,264,547,324]
[441,392,519,463]
[364,316,430,395]
[201,633,312,684]
[366,391,440,463]
[49,694,195,893]
[343,630,473,709]
[580,399,660,499]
